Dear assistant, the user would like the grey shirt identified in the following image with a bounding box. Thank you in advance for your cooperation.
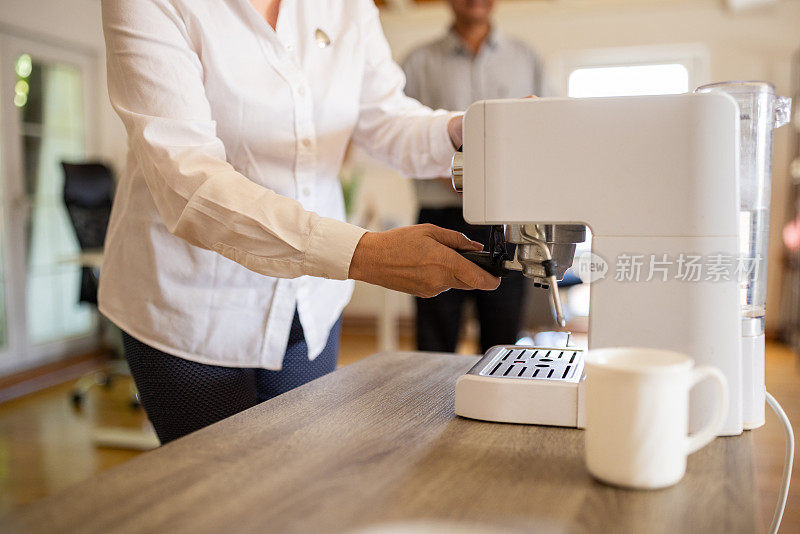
[402,28,552,208]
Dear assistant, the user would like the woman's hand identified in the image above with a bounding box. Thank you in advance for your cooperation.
[447,115,463,149]
[349,224,500,297]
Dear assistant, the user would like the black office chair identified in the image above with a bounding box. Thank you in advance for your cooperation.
[61,162,139,410]
[62,162,114,305]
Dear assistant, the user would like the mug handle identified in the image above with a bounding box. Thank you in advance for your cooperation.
[685,365,729,455]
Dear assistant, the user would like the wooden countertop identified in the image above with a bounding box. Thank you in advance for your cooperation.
[3,352,757,534]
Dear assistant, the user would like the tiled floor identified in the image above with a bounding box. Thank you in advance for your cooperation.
[0,333,797,533]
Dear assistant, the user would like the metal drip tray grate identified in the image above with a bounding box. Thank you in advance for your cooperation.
[478,347,584,382]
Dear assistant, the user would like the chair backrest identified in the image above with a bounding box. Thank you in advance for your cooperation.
[61,162,115,251]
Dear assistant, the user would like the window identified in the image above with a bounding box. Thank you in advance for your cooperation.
[568,63,690,98]
[20,57,93,345]
[557,44,709,99]
[0,34,98,373]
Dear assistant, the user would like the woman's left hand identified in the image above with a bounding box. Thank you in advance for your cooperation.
[447,115,463,149]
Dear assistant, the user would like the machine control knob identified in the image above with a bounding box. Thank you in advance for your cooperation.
[451,148,463,193]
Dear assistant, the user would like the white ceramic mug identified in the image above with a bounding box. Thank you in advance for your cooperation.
[583,347,729,489]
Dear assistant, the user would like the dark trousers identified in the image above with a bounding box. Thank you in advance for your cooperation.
[122,311,341,444]
[416,208,526,354]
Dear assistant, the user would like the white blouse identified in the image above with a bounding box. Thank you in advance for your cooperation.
[99,0,457,369]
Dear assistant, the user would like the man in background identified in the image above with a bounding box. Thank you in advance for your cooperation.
[402,0,553,353]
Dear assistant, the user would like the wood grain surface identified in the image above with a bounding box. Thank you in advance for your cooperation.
[1,352,757,534]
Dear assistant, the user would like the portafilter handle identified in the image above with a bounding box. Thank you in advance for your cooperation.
[457,225,514,278]
[458,250,512,278]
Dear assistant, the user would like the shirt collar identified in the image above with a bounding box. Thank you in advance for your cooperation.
[445,26,500,56]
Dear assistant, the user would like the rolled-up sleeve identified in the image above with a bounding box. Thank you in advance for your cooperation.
[102,0,365,281]
[350,2,459,178]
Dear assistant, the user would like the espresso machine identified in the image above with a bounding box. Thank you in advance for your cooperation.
[453,82,791,436]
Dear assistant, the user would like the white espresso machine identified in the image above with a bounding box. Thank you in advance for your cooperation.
[453,83,791,436]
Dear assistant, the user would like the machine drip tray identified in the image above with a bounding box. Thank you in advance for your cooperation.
[455,345,585,427]
[480,347,583,381]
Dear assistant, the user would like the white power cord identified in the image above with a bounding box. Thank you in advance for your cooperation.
[766,392,794,534]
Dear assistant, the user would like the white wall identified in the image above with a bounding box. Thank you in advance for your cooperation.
[345,0,800,328]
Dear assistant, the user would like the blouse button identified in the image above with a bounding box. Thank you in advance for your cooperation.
[302,138,311,147]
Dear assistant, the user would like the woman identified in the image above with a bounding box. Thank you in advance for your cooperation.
[100,0,499,444]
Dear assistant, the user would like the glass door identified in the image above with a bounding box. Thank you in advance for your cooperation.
[0,34,99,374]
